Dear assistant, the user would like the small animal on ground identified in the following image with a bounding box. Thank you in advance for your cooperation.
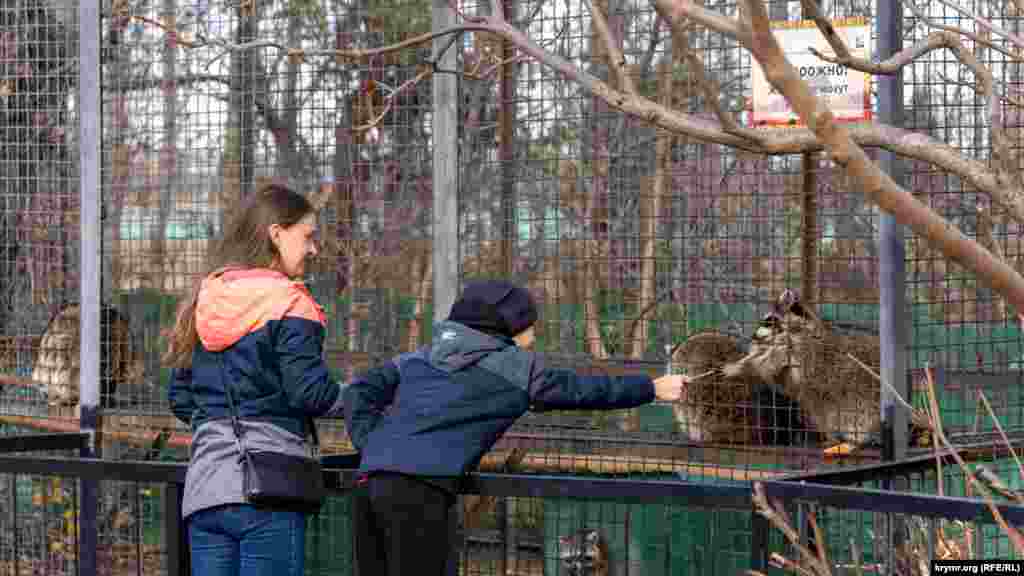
[558,528,609,576]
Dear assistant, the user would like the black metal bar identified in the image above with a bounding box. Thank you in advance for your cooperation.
[7,453,1024,534]
[759,480,1024,525]
[777,437,1024,486]
[9,474,17,576]
[0,433,89,453]
[750,509,769,571]
[163,483,189,576]
[463,473,755,508]
[79,411,100,576]
[0,455,188,484]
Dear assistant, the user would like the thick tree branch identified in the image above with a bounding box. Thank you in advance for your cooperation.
[584,0,638,95]
[653,0,748,43]
[798,0,851,60]
[127,0,1024,313]
[129,11,1005,198]
[901,0,1024,63]
[929,0,1024,49]
[738,0,1024,313]
[806,28,1024,225]
[653,2,766,143]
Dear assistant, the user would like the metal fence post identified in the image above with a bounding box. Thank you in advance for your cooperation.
[432,0,459,320]
[433,0,459,572]
[78,1,102,575]
[750,509,769,571]
[878,0,907,568]
[163,483,189,576]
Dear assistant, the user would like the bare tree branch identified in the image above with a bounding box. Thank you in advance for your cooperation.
[802,27,1024,226]
[737,0,1024,312]
[126,0,1024,315]
[654,4,766,142]
[901,0,1024,63]
[928,0,1024,49]
[584,0,638,95]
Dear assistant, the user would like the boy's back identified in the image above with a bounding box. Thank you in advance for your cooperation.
[351,319,538,479]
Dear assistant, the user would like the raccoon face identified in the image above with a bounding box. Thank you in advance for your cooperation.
[558,529,607,576]
[723,290,820,385]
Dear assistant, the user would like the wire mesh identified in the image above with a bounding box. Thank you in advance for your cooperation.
[0,0,79,425]
[452,493,762,576]
[0,467,176,576]
[0,0,1017,571]
[452,0,891,483]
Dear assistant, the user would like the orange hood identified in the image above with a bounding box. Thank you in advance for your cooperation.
[195,268,325,352]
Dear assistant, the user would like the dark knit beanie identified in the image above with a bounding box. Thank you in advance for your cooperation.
[447,280,538,338]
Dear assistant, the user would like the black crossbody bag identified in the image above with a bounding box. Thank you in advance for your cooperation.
[222,357,327,515]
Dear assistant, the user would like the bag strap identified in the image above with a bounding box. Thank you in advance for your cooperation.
[220,354,249,458]
[219,346,321,454]
[207,266,321,456]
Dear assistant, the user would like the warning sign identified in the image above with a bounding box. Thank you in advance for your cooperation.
[749,17,872,127]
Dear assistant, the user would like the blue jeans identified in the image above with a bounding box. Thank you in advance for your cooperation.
[187,504,306,576]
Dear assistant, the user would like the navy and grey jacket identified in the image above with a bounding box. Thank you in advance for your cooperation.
[345,320,655,480]
[167,268,345,518]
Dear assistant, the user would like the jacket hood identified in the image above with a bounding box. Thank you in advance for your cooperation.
[428,320,515,372]
[195,268,324,352]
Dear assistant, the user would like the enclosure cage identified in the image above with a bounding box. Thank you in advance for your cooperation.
[0,0,1020,573]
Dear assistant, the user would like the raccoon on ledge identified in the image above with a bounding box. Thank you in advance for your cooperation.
[673,290,927,453]
[670,329,818,446]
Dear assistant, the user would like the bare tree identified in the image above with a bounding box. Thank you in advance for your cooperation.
[121,0,1024,346]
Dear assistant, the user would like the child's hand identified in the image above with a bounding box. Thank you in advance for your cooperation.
[653,374,687,402]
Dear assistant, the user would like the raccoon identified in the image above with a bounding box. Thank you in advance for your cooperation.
[670,330,817,446]
[720,289,884,448]
[558,529,608,576]
[31,302,144,408]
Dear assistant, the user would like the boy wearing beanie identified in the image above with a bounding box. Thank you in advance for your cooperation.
[344,280,686,576]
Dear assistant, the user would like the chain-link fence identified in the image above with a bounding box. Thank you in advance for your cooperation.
[0,0,1020,573]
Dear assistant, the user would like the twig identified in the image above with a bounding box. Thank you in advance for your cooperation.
[679,37,767,143]
[351,68,432,133]
[798,0,852,61]
[112,0,1019,214]
[448,0,484,23]
[921,366,1024,554]
[768,552,819,576]
[809,508,830,569]
[928,0,1024,50]
[977,389,1024,481]
[846,353,913,408]
[900,0,1024,64]
[976,464,1024,504]
[937,70,1024,109]
[752,483,833,576]
[687,369,717,381]
[924,364,946,497]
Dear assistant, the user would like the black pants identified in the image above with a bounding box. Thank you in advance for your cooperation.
[353,473,456,576]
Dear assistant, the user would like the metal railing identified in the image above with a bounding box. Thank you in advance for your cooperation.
[0,435,1021,575]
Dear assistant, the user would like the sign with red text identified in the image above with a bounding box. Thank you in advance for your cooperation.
[749,17,872,127]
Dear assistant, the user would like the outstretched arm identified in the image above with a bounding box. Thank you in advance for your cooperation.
[526,359,685,411]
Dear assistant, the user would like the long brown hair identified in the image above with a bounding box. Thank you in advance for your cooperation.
[162,184,315,369]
